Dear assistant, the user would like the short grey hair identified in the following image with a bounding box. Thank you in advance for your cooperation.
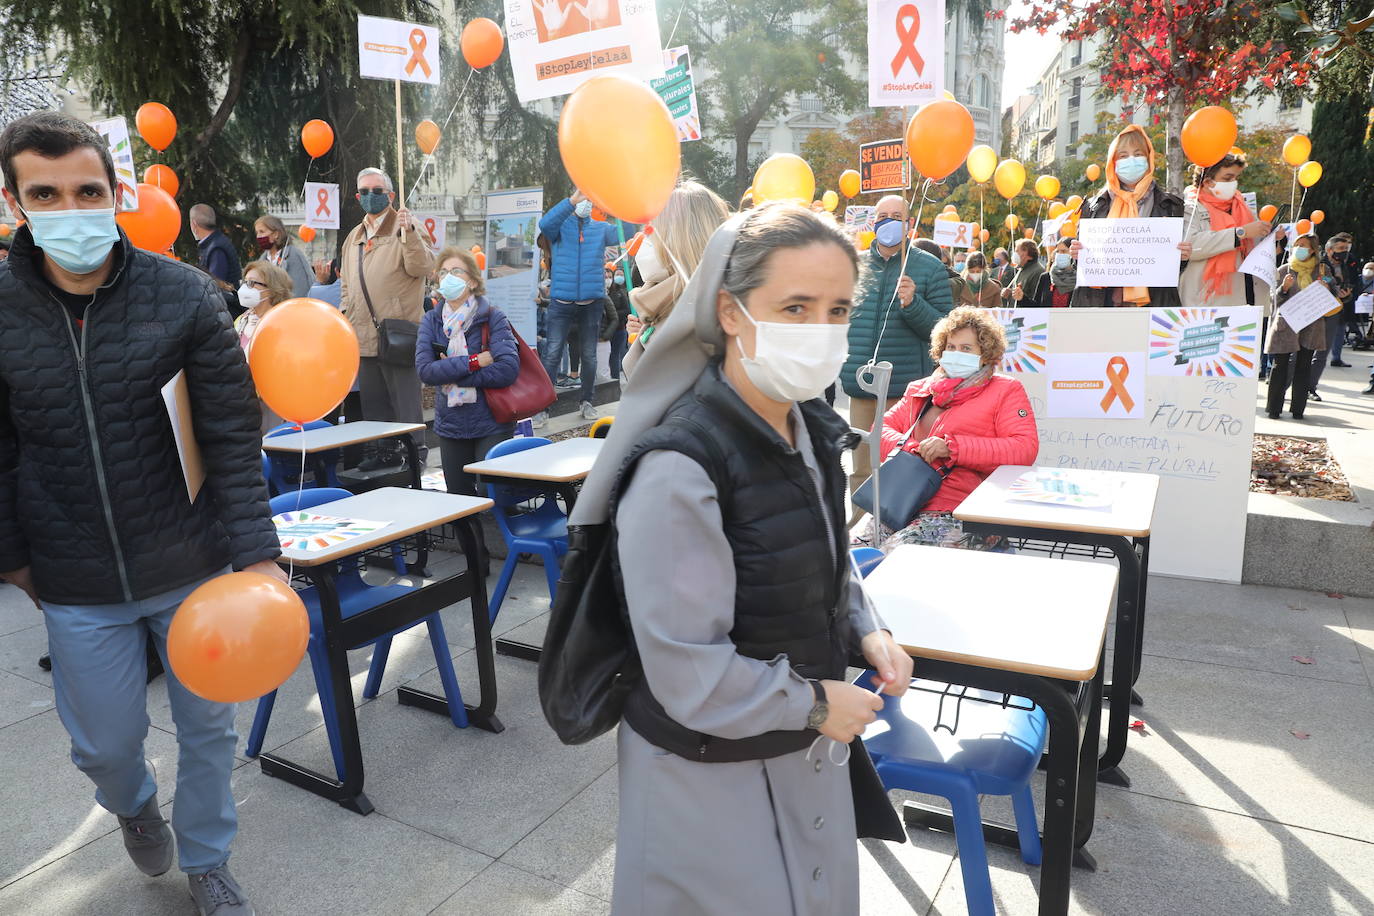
[356,167,393,192]
[189,203,216,229]
[721,202,861,302]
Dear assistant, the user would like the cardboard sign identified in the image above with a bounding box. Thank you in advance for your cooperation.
[358,15,441,85]
[1076,217,1184,289]
[503,0,665,103]
[1147,307,1260,378]
[844,206,876,235]
[859,138,909,194]
[932,219,976,249]
[649,46,701,142]
[304,182,340,230]
[1047,351,1146,419]
[1277,279,1341,333]
[867,0,945,107]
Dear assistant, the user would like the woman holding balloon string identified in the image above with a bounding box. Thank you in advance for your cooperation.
[234,260,294,434]
[1178,151,1272,311]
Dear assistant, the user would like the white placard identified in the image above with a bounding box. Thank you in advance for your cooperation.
[649,46,701,142]
[1277,279,1341,333]
[932,220,977,249]
[358,15,441,85]
[160,370,204,504]
[1047,351,1145,419]
[304,182,340,230]
[503,0,664,103]
[1238,229,1277,288]
[867,0,945,107]
[90,116,138,211]
[844,206,876,235]
[1242,191,1258,214]
[1041,211,1072,247]
[485,187,544,344]
[1076,217,1183,289]
[1147,306,1261,378]
[417,214,446,253]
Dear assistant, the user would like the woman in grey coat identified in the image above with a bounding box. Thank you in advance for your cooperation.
[253,214,314,298]
[575,204,913,915]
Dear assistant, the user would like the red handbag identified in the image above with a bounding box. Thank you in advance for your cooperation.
[482,318,556,423]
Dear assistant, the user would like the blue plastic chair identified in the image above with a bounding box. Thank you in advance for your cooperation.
[484,437,568,621]
[850,546,885,578]
[245,488,467,778]
[264,421,342,493]
[261,452,278,497]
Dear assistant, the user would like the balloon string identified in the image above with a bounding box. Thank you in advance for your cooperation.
[868,177,928,367]
[404,68,478,206]
[289,428,306,584]
[979,185,985,251]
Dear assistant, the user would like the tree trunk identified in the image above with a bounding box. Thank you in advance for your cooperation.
[733,124,753,200]
[1167,91,1187,192]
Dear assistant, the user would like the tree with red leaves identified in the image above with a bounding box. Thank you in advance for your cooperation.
[1006,1,1316,187]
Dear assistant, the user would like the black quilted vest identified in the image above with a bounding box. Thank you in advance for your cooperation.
[613,364,854,762]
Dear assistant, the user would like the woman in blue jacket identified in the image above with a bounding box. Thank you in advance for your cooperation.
[415,247,521,554]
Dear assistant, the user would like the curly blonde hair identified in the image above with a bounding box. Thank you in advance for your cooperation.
[929,305,1007,366]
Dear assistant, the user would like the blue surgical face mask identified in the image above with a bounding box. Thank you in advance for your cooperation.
[24,207,120,274]
[1292,247,1312,261]
[874,217,905,249]
[613,273,624,285]
[1054,252,1072,269]
[574,200,593,219]
[1114,155,1149,185]
[438,273,467,301]
[939,349,982,378]
[953,260,966,272]
[359,189,391,215]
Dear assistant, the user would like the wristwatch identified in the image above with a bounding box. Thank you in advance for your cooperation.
[1235,227,1247,242]
[806,680,829,730]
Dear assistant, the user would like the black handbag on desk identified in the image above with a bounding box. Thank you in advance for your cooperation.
[852,419,948,531]
[356,245,419,368]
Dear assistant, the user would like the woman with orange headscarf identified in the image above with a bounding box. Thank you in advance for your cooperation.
[1178,151,1272,310]
[1069,124,1189,307]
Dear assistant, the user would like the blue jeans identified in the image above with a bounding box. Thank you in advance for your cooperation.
[42,571,238,874]
[541,299,601,403]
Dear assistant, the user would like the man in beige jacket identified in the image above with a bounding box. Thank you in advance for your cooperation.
[339,167,435,470]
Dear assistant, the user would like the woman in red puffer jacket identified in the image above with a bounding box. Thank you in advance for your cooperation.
[871,305,1039,550]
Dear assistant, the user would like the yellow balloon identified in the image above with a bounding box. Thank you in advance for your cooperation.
[1065,194,1084,211]
[993,159,1026,200]
[1282,135,1312,169]
[1034,175,1060,200]
[754,153,815,203]
[1297,160,1323,188]
[857,230,876,250]
[822,189,839,212]
[1047,202,1069,219]
[1085,163,1101,182]
[1004,213,1019,230]
[839,169,861,198]
[966,145,997,184]
[935,210,959,222]
[943,90,956,100]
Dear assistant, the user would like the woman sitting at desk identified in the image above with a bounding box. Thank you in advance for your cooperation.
[875,305,1038,550]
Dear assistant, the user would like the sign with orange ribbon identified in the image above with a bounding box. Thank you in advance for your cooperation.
[867,0,944,107]
[358,15,441,85]
[304,182,340,230]
[504,0,666,103]
[932,219,977,250]
[1047,351,1145,419]
[416,214,446,254]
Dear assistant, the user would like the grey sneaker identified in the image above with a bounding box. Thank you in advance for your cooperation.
[532,412,548,429]
[189,866,255,915]
[580,401,598,421]
[117,795,173,877]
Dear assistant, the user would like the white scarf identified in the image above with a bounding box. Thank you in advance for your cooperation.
[442,299,478,407]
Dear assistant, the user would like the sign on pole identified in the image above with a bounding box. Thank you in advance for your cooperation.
[304,182,340,230]
[358,15,441,84]
[417,215,447,254]
[485,188,544,343]
[503,0,664,103]
[867,0,945,107]
[859,138,910,194]
[649,46,701,142]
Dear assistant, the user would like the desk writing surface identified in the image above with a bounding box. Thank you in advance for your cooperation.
[276,487,491,567]
[953,465,1160,538]
[463,437,604,483]
[863,545,1117,681]
[262,422,427,454]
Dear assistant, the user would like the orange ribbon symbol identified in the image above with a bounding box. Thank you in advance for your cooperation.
[404,29,432,78]
[1099,356,1134,413]
[423,218,437,247]
[315,188,331,217]
[891,4,925,77]
[954,223,968,246]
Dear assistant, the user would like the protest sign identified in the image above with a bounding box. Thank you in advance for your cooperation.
[1277,278,1341,333]
[932,220,976,249]
[867,0,945,107]
[1047,351,1146,420]
[504,0,664,103]
[859,139,909,194]
[1238,229,1277,289]
[1076,217,1184,288]
[844,206,876,235]
[649,46,701,141]
[485,188,543,342]
[417,215,446,253]
[304,182,340,230]
[1242,191,1258,214]
[1147,307,1260,378]
[358,15,441,85]
[1041,211,1072,248]
[90,117,138,211]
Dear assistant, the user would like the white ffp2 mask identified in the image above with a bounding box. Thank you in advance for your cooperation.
[732,295,848,403]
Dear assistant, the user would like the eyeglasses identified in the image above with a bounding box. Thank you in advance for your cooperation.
[436,268,471,280]
[357,187,388,195]
[244,279,269,290]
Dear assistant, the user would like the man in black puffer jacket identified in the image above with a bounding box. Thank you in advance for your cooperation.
[0,113,277,915]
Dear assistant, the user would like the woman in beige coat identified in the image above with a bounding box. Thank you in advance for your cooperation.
[1265,234,1328,420]
[1178,152,1272,310]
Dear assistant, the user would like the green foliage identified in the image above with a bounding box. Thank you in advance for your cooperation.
[1305,93,1374,251]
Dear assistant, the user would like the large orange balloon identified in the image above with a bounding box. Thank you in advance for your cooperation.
[1035,175,1061,200]
[993,159,1026,200]
[1259,204,1278,222]
[754,153,815,204]
[1180,106,1237,168]
[1065,194,1084,211]
[1086,163,1102,182]
[967,145,998,184]
[1310,209,1325,226]
[415,119,441,155]
[136,102,177,152]
[1005,214,1019,230]
[1282,134,1311,168]
[1296,219,1312,235]
[904,101,976,181]
[168,572,309,704]
[301,119,334,158]
[462,17,505,69]
[1297,160,1323,188]
[979,228,991,243]
[839,169,861,198]
[1060,219,1078,239]
[559,76,679,224]
[249,298,360,423]
[143,164,179,197]
[0,224,11,238]
[1047,202,1069,219]
[116,183,180,251]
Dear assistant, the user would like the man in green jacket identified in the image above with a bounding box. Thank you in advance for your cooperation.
[841,194,955,526]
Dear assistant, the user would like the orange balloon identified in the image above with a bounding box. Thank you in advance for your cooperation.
[474,251,487,271]
[559,76,679,224]
[301,119,334,158]
[1085,163,1102,182]
[168,572,309,704]
[839,169,861,198]
[970,222,981,237]
[115,183,180,251]
[1180,106,1237,168]
[136,102,177,152]
[143,164,179,197]
[461,17,505,69]
[1296,219,1312,235]
[904,100,976,181]
[1282,134,1311,168]
[1034,174,1061,200]
[1259,205,1278,222]
[249,298,359,423]
[415,119,441,155]
[979,228,991,243]
[1065,194,1084,211]
[993,159,1027,200]
[0,224,10,238]
[1297,160,1323,188]
[1310,209,1325,226]
[298,225,317,242]
[1060,219,1078,239]
[1005,213,1019,230]
[754,153,815,203]
[857,230,876,250]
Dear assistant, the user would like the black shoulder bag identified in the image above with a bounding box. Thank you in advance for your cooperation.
[851,404,948,531]
[356,243,420,368]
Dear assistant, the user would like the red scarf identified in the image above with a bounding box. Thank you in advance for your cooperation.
[912,366,994,409]
[1197,188,1255,300]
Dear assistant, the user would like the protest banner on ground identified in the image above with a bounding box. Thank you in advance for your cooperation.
[90,117,138,211]
[859,139,910,194]
[486,188,543,342]
[504,0,664,103]
[1277,278,1341,333]
[932,219,976,249]
[649,46,700,142]
[867,0,945,107]
[304,182,340,230]
[357,15,441,85]
[1076,217,1184,288]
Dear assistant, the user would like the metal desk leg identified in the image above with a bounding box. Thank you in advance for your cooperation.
[259,570,375,815]
[1074,649,1107,870]
[493,482,579,663]
[400,435,423,490]
[1098,536,1141,785]
[1031,676,1084,915]
[1130,536,1150,697]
